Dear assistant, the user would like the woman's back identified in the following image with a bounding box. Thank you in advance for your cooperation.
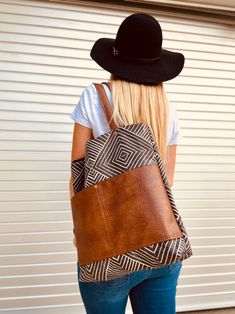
[70,83,183,146]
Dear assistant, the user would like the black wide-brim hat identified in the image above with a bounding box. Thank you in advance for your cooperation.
[90,13,185,85]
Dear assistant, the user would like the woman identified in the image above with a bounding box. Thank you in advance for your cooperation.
[70,13,184,314]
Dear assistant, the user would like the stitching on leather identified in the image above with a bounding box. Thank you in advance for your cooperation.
[95,186,116,257]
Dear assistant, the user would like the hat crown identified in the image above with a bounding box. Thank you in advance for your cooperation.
[114,13,162,60]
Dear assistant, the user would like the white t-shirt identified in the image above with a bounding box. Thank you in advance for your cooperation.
[70,83,183,145]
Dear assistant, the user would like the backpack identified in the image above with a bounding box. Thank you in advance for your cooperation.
[71,83,193,282]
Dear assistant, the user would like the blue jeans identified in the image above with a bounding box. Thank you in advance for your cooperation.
[77,260,182,314]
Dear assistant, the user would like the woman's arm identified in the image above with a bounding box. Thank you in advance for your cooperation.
[164,144,177,187]
[70,122,93,247]
[71,123,93,160]
[69,177,75,199]
[70,122,93,198]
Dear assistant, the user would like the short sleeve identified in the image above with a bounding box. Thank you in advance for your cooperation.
[70,86,92,128]
[168,102,184,145]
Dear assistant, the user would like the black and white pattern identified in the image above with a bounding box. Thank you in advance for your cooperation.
[71,123,193,282]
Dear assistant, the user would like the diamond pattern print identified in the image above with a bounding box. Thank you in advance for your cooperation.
[71,123,193,282]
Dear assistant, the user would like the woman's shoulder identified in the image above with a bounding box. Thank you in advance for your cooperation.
[80,83,96,99]
[82,82,110,94]
[83,82,112,108]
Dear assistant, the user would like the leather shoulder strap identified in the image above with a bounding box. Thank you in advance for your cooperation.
[102,81,111,91]
[93,83,117,130]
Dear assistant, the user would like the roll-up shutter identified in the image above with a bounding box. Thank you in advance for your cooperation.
[0,0,234,313]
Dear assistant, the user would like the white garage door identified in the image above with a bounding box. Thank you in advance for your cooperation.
[0,0,234,313]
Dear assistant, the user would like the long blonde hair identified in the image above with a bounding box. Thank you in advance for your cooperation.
[108,74,169,164]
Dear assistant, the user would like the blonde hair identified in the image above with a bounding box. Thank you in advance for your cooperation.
[109,74,169,164]
[108,75,170,164]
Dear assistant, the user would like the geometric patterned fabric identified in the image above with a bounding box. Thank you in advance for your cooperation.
[71,122,193,282]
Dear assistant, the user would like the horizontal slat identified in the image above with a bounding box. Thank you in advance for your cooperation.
[187,245,235,255]
[174,164,235,172]
[0,190,234,201]
[1,76,234,96]
[0,58,234,82]
[180,110,235,121]
[4,209,235,223]
[0,232,73,246]
[0,182,67,192]
[0,260,76,279]
[0,19,234,53]
[0,92,76,106]
[181,209,235,218]
[184,220,235,228]
[0,278,79,299]
[0,238,235,260]
[0,221,72,233]
[0,273,233,298]
[0,201,68,212]
[182,262,235,274]
[0,171,69,180]
[0,136,70,150]
[0,305,81,314]
[186,227,235,237]
[1,110,235,127]
[177,155,235,163]
[0,198,227,212]
[1,137,235,152]
[170,144,234,152]
[3,141,235,153]
[0,101,72,115]
[180,273,235,286]
[0,262,78,277]
[1,41,234,64]
[182,119,235,129]
[1,180,235,192]
[0,1,234,31]
[0,283,78,299]
[0,131,72,142]
[0,169,234,181]
[0,295,81,311]
[0,100,235,119]
[0,255,234,274]
[177,199,235,209]
[0,254,234,276]
[0,150,234,166]
[0,18,234,47]
[0,2,125,24]
[184,255,235,265]
[2,232,233,246]
[1,51,235,73]
[0,151,70,161]
[174,191,235,200]
[0,243,78,255]
[1,67,235,87]
[0,157,227,171]
[0,161,70,171]
[178,282,235,295]
[0,120,72,132]
[190,236,235,246]
[177,294,235,312]
[179,129,235,140]
[0,211,71,222]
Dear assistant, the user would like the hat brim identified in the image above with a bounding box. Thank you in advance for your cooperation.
[90,38,185,84]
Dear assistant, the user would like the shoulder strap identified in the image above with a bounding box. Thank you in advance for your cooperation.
[102,81,111,91]
[93,83,117,130]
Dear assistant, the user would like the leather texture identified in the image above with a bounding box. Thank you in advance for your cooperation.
[71,163,182,265]
[93,82,117,130]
